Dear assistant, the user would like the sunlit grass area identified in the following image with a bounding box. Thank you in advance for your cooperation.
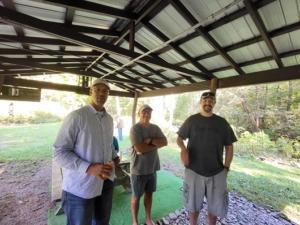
[0,123,61,161]
[1,123,299,223]
[229,157,300,223]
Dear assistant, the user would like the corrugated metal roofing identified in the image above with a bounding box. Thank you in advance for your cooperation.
[1,0,300,98]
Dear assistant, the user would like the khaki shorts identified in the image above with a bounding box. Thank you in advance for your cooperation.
[183,168,229,217]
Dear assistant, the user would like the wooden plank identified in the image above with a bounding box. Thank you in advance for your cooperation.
[51,160,63,202]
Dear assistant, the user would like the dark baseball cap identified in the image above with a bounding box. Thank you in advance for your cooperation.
[201,92,216,100]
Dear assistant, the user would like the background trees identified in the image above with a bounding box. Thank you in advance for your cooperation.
[1,74,300,159]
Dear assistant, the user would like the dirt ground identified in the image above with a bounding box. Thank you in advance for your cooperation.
[0,159,53,225]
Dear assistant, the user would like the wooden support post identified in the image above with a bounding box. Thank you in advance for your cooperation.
[0,76,5,94]
[210,78,218,94]
[129,20,135,52]
[132,92,138,126]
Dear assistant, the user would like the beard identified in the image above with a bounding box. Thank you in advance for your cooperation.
[203,105,212,113]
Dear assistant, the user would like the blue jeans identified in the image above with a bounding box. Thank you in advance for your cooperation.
[117,128,123,141]
[62,180,114,225]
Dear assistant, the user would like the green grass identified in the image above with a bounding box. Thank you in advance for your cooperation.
[1,123,300,223]
[0,123,61,162]
[229,157,300,223]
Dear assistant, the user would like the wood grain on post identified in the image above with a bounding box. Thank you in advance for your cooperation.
[210,78,218,94]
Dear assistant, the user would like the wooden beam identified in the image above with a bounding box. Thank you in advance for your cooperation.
[0,76,5,93]
[3,77,135,97]
[210,78,218,94]
[132,92,138,126]
[169,0,244,75]
[32,0,138,20]
[141,20,213,79]
[244,0,284,68]
[139,65,300,98]
[0,57,157,88]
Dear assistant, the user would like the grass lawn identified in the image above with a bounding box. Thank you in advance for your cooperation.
[0,123,299,223]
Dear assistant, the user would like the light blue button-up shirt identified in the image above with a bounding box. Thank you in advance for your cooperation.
[53,104,118,199]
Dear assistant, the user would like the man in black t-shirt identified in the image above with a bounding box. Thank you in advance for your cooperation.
[177,91,237,225]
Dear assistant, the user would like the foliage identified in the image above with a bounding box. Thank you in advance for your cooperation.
[28,111,62,124]
[235,131,277,157]
[276,137,300,159]
[0,111,62,125]
[105,96,133,117]
[173,92,201,125]
[263,128,278,140]
[276,137,294,157]
[160,126,178,143]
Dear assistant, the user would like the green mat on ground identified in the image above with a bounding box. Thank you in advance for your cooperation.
[48,170,183,225]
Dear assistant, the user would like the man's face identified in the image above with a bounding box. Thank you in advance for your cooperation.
[138,108,152,123]
[200,97,216,113]
[89,83,109,106]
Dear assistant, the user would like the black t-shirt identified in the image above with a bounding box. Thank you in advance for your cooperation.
[177,113,237,177]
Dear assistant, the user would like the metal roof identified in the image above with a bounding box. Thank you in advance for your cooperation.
[1,0,300,99]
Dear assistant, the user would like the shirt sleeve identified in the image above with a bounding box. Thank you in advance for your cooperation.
[177,117,190,140]
[129,125,143,147]
[52,112,90,173]
[225,122,238,145]
[155,125,166,139]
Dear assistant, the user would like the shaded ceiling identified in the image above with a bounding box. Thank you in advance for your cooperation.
[1,0,300,99]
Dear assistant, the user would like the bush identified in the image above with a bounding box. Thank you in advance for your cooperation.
[276,137,293,157]
[263,129,278,140]
[235,131,277,156]
[14,114,29,124]
[0,111,62,125]
[160,125,178,144]
[28,111,62,124]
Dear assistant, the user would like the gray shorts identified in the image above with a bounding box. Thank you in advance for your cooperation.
[183,168,229,217]
[131,172,157,198]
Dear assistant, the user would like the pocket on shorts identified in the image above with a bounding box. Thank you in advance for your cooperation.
[183,182,190,204]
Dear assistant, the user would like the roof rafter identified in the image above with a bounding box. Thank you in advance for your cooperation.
[0,56,157,88]
[169,0,244,75]
[1,0,32,60]
[31,0,138,20]
[244,0,284,68]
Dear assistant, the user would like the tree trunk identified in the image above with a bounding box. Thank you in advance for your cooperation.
[287,81,293,111]
[238,88,260,132]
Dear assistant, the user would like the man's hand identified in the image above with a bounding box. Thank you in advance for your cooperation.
[144,138,151,145]
[180,148,189,166]
[86,163,113,179]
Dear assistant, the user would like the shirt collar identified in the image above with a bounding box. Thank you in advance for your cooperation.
[87,104,107,116]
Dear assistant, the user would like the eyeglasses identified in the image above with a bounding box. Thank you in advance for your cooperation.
[92,88,109,94]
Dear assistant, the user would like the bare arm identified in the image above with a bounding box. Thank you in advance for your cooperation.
[176,136,189,166]
[134,137,168,153]
[224,145,234,172]
[144,137,168,148]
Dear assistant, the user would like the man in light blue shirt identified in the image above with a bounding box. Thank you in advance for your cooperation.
[53,78,120,225]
